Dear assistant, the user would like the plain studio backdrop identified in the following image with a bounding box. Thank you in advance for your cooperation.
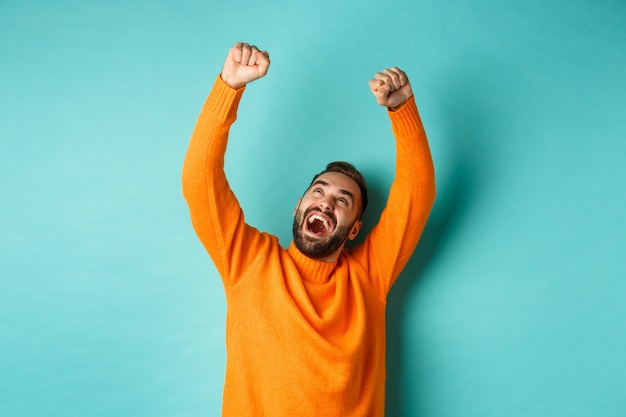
[1,1,625,416]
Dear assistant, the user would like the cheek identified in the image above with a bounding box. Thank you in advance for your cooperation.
[338,210,357,227]
[294,198,304,216]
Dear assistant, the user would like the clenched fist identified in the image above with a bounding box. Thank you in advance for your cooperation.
[369,67,413,111]
[221,42,270,89]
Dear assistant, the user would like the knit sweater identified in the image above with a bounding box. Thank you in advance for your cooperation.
[182,75,435,417]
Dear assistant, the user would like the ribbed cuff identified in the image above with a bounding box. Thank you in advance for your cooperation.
[387,97,424,135]
[204,74,246,122]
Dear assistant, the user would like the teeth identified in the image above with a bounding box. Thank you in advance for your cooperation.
[308,214,330,230]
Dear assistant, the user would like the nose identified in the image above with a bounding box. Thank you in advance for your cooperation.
[319,197,334,212]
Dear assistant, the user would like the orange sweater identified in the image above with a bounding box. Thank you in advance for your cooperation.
[182,76,435,416]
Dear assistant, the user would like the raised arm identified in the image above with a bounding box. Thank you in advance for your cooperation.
[182,43,270,284]
[353,67,436,296]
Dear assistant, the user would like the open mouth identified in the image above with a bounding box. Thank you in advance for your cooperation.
[305,212,333,237]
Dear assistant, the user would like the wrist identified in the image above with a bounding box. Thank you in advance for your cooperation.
[388,101,406,112]
[388,93,414,112]
[220,74,245,90]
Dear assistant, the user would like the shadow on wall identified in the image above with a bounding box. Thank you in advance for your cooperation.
[384,70,501,416]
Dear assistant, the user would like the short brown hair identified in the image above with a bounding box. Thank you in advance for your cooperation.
[309,161,368,217]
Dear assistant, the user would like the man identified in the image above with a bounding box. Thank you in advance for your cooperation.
[182,42,435,417]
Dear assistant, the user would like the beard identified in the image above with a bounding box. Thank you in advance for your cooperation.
[292,206,354,260]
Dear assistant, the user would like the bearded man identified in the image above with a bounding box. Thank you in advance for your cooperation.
[182,42,435,417]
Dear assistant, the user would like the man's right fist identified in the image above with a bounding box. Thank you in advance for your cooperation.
[221,42,270,89]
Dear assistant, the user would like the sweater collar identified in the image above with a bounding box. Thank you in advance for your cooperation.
[287,241,338,284]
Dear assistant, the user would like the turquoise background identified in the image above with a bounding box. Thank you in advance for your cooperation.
[1,0,625,416]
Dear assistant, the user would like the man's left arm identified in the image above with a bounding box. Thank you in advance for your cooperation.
[354,67,436,296]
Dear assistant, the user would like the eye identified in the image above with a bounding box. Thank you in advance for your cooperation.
[338,198,348,206]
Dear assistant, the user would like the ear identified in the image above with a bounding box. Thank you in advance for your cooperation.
[293,198,302,216]
[347,220,363,241]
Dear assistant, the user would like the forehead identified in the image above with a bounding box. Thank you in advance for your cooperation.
[309,172,361,199]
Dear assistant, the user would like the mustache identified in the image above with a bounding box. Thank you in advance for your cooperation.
[303,207,337,227]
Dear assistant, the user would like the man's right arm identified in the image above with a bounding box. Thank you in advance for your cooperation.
[181,43,270,283]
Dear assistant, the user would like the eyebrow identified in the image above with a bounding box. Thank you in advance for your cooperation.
[311,179,355,205]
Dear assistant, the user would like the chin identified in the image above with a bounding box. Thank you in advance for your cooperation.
[293,227,348,260]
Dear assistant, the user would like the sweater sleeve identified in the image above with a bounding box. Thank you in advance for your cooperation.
[352,97,436,297]
[182,75,267,286]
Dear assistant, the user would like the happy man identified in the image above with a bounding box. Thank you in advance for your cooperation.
[182,42,435,417]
